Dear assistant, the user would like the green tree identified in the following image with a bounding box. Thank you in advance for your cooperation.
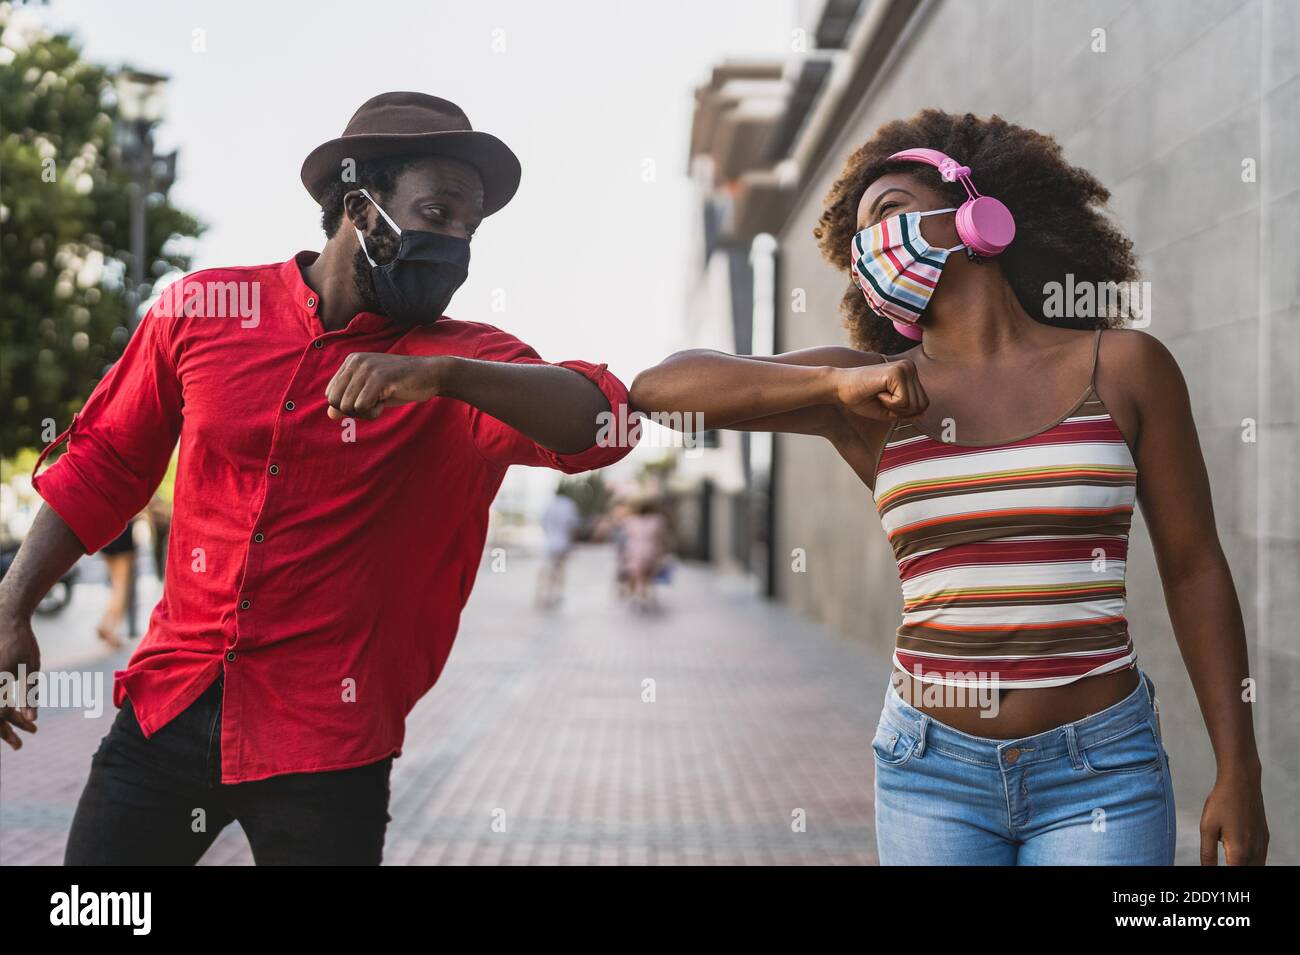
[0,7,201,455]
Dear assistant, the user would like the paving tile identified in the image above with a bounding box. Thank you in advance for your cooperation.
[0,545,885,866]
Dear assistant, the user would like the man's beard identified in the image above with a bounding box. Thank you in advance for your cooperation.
[351,229,399,316]
[350,228,466,328]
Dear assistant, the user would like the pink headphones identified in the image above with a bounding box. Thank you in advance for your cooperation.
[888,148,1016,256]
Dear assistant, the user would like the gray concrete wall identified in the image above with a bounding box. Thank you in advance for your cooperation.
[772,0,1299,861]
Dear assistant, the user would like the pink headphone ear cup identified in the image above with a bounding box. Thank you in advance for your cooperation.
[956,196,1016,256]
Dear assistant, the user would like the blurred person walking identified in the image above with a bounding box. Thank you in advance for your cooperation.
[95,520,136,650]
[535,490,581,610]
[606,500,633,599]
[146,490,172,582]
[620,499,669,611]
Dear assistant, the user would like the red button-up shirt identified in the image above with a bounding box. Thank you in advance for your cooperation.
[33,252,631,783]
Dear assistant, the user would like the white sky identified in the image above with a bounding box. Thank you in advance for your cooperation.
[39,0,795,376]
[36,0,796,509]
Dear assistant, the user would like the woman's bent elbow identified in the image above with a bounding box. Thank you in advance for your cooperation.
[630,367,666,415]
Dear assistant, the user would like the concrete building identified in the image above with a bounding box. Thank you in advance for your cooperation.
[684,0,1299,861]
[674,61,791,583]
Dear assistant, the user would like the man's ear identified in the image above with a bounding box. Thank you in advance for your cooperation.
[343,190,374,232]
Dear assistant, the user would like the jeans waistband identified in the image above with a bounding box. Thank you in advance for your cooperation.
[879,668,1158,768]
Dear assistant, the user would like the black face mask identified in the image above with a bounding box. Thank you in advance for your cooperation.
[354,188,470,327]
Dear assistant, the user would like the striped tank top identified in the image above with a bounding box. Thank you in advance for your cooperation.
[872,331,1138,689]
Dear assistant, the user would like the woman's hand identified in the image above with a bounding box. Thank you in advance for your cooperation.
[1201,773,1269,865]
[833,358,929,421]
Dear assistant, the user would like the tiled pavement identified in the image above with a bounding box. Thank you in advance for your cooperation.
[0,545,889,865]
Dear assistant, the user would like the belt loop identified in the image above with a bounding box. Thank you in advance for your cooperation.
[1139,669,1156,708]
[914,714,930,757]
[1064,723,1083,770]
[1142,671,1164,740]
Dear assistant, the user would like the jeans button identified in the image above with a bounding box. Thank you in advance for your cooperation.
[1004,747,1021,765]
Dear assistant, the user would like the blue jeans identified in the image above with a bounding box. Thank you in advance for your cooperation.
[873,669,1176,865]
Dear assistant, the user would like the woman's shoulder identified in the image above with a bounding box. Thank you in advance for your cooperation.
[1097,326,1183,381]
[1094,327,1189,441]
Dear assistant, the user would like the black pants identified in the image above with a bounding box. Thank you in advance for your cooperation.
[64,676,393,865]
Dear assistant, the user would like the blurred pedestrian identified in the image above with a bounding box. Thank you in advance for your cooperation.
[146,491,172,582]
[535,491,581,610]
[620,499,668,610]
[96,520,136,649]
[607,500,633,598]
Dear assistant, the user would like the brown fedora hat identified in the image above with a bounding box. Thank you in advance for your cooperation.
[300,92,521,216]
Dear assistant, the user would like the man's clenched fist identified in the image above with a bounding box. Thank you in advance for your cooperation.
[325,353,448,420]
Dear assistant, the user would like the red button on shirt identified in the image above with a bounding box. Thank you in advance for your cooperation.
[33,252,633,783]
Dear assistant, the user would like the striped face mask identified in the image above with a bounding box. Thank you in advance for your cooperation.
[850,208,963,341]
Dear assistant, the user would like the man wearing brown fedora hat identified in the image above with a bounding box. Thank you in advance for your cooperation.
[0,92,635,865]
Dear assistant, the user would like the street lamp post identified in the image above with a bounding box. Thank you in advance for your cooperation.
[113,69,175,328]
[111,69,174,637]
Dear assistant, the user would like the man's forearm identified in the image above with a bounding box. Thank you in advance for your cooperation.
[0,504,86,617]
[436,355,612,455]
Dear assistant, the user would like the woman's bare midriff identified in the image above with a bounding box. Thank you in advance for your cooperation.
[892,664,1141,739]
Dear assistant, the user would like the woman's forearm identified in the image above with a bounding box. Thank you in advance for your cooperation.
[1161,554,1260,778]
[630,350,841,431]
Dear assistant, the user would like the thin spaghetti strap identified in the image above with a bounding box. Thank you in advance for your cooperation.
[867,416,898,493]
[1089,327,1103,391]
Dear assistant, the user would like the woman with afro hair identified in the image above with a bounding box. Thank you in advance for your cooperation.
[631,110,1267,866]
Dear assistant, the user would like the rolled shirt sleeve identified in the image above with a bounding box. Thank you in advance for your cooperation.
[32,299,183,553]
[467,326,636,473]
